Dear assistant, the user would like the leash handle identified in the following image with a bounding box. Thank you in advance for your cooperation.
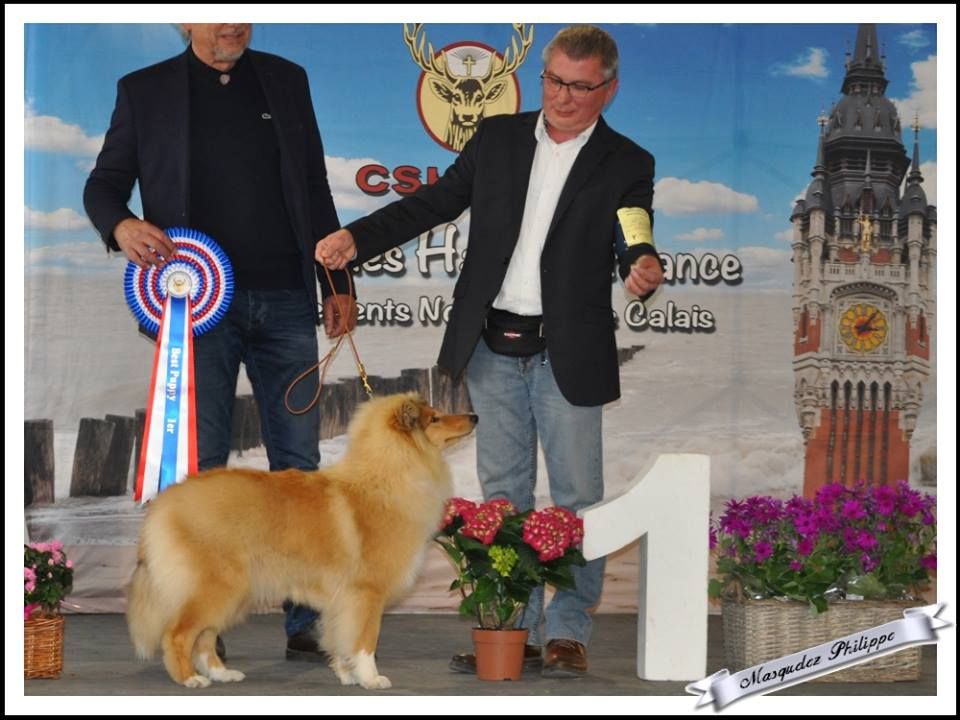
[284,265,373,416]
[324,265,374,400]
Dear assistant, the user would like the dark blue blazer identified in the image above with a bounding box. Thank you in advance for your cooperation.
[83,48,346,314]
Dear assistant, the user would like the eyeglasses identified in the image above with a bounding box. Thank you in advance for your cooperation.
[540,71,612,99]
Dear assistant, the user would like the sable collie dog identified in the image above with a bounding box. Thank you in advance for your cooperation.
[127,393,477,689]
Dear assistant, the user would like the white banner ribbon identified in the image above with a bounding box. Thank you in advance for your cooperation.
[134,292,197,504]
[686,603,950,710]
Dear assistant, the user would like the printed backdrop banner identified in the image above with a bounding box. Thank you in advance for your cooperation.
[22,23,941,612]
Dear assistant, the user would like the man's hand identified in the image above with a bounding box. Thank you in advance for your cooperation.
[114,218,176,268]
[323,295,358,338]
[315,229,357,270]
[625,254,664,297]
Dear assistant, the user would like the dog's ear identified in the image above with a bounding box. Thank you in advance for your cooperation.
[395,398,421,432]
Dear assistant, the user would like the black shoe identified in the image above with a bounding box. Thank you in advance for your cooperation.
[286,630,331,663]
[449,644,543,674]
[215,635,227,662]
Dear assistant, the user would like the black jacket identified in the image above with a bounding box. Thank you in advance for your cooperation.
[348,111,658,406]
[83,48,347,316]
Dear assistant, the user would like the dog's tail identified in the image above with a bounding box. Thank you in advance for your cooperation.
[126,557,166,659]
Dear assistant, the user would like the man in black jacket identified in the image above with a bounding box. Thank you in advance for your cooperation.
[84,23,353,663]
[316,25,664,677]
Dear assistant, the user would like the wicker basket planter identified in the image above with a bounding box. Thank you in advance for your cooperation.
[24,614,65,679]
[722,599,921,682]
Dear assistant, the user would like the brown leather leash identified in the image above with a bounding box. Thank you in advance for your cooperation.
[284,266,373,416]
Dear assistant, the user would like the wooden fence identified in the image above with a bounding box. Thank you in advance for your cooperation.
[24,347,641,503]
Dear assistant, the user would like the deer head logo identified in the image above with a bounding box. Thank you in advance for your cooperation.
[404,23,534,152]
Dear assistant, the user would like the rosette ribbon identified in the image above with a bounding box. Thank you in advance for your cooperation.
[124,228,233,503]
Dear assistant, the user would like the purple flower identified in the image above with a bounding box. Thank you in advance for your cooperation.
[896,482,924,517]
[721,517,752,539]
[792,512,819,536]
[753,542,773,563]
[796,536,815,557]
[814,506,840,532]
[815,483,847,506]
[855,530,878,550]
[872,486,897,516]
[841,500,866,520]
[786,496,813,515]
[709,526,718,550]
[842,527,859,552]
[710,487,937,608]
[899,496,924,518]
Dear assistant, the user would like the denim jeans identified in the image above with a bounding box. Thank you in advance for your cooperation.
[465,338,605,648]
[194,288,321,637]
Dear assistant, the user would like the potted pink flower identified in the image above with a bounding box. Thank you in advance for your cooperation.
[24,540,74,679]
[24,540,74,620]
[435,498,585,679]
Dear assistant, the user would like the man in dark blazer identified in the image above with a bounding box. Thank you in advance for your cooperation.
[84,23,352,665]
[316,25,664,678]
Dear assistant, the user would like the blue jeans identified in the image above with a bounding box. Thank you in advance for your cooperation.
[194,288,320,637]
[465,338,605,648]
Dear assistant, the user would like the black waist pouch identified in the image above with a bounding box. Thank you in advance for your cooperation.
[482,308,546,357]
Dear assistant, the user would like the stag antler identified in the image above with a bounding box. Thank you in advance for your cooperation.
[485,24,534,81]
[403,23,457,83]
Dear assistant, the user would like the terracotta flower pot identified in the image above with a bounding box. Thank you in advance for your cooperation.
[472,627,528,681]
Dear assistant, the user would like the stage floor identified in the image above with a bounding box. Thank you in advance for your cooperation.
[19,613,937,709]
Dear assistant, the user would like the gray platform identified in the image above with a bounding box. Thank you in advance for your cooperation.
[18,613,940,713]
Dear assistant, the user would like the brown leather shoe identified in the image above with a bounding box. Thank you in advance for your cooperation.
[541,639,587,678]
[449,644,543,674]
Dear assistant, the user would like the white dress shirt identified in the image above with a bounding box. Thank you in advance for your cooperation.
[492,112,596,316]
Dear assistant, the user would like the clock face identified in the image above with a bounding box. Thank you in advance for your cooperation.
[839,303,888,353]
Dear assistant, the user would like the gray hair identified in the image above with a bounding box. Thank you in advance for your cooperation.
[542,25,619,80]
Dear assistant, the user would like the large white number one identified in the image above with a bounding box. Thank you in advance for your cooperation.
[581,454,710,680]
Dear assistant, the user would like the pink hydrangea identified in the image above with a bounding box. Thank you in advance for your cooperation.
[460,504,506,545]
[439,497,477,531]
[522,507,583,562]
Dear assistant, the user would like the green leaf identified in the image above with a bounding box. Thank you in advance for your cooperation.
[473,577,496,603]
[708,578,724,599]
[810,596,828,614]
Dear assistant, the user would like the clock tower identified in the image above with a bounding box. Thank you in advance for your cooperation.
[790,24,935,497]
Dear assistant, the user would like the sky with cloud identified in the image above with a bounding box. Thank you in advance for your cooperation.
[21,22,939,290]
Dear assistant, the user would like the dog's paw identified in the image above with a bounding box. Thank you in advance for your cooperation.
[209,666,245,683]
[350,651,389,689]
[360,674,392,690]
[331,657,358,686]
[183,674,212,688]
